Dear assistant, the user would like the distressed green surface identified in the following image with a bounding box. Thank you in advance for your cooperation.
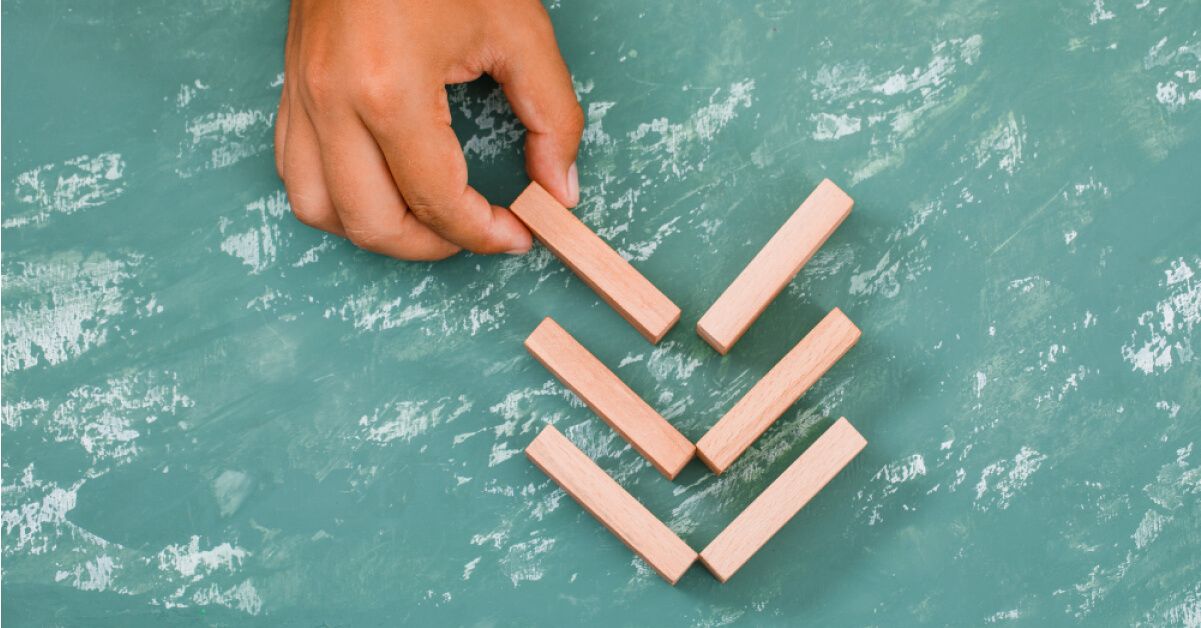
[3,0,1201,625]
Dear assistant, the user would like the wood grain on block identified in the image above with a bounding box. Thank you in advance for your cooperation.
[510,182,681,343]
[699,417,866,582]
[696,308,860,474]
[696,179,853,354]
[525,425,697,584]
[525,318,695,479]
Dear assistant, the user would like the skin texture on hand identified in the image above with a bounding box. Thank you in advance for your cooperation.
[274,0,584,260]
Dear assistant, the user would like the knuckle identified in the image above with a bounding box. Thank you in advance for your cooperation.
[299,62,337,105]
[290,203,328,230]
[343,226,392,253]
[564,101,585,136]
[285,192,332,230]
[406,197,452,231]
[353,70,404,118]
[405,179,467,228]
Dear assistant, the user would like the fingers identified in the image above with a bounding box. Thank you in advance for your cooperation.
[279,0,579,260]
[282,106,345,237]
[307,106,462,261]
[488,3,584,208]
[360,84,533,255]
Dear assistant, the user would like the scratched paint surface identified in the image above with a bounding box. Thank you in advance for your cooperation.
[3,0,1200,624]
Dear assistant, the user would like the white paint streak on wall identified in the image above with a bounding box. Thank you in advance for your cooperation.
[56,555,118,592]
[462,556,481,580]
[188,580,263,615]
[1144,37,1201,112]
[811,112,862,141]
[621,216,681,262]
[849,251,902,298]
[1,465,83,555]
[5,153,126,229]
[1122,257,1199,374]
[1132,509,1171,549]
[647,341,702,383]
[2,252,146,374]
[157,536,249,580]
[359,396,473,444]
[1066,444,1197,618]
[213,470,254,518]
[984,609,1022,623]
[974,371,989,398]
[627,79,755,178]
[1146,583,1201,627]
[974,447,1047,511]
[326,291,433,332]
[857,454,927,525]
[500,537,556,586]
[179,106,275,175]
[975,112,1026,175]
[808,35,982,183]
[453,85,524,161]
[1089,0,1116,25]
[36,371,194,465]
[582,101,617,147]
[219,191,291,274]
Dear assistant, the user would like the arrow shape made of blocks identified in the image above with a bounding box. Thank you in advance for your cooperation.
[511,179,863,584]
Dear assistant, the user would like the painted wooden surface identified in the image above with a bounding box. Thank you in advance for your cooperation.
[3,0,1201,625]
[525,317,694,478]
[525,425,696,584]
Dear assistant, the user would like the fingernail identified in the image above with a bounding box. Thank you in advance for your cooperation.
[565,162,579,207]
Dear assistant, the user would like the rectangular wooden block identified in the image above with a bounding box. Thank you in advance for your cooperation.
[697,179,853,354]
[696,308,860,474]
[699,417,866,582]
[510,182,681,343]
[525,318,695,479]
[526,425,697,584]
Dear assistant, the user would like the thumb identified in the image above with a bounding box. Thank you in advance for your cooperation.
[489,5,584,208]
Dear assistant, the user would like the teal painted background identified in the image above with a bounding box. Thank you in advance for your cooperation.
[3,0,1200,625]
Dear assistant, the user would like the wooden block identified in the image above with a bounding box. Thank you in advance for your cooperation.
[510,182,681,343]
[696,179,853,354]
[696,308,860,474]
[525,318,695,479]
[699,417,866,582]
[525,425,697,584]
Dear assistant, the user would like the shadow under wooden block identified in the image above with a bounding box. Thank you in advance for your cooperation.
[526,425,697,584]
[696,308,861,474]
[699,417,866,582]
[697,179,853,355]
[525,317,695,479]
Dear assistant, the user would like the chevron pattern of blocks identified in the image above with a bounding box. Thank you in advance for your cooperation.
[514,179,866,584]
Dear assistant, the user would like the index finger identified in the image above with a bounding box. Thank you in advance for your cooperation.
[358,82,532,255]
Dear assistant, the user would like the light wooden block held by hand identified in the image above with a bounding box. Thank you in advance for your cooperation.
[525,318,695,479]
[510,182,681,343]
[526,425,697,584]
[699,417,866,582]
[696,308,860,474]
[697,179,853,355]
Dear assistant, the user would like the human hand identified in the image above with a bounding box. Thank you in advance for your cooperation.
[274,0,584,260]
